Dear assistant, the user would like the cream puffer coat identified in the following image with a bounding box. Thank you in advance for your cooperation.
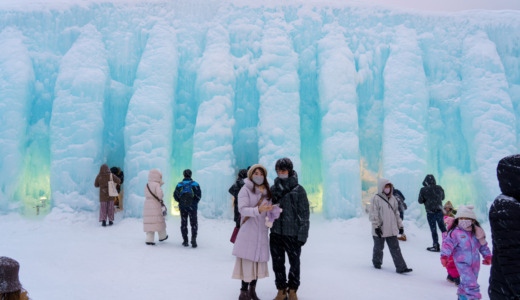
[369,178,403,237]
[143,169,166,232]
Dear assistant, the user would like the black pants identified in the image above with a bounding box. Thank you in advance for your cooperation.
[270,233,301,290]
[427,211,446,245]
[180,206,198,239]
[372,236,408,272]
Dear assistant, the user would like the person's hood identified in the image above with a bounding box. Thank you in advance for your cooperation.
[238,169,248,179]
[148,169,164,185]
[444,201,454,209]
[377,178,393,197]
[422,174,436,187]
[497,154,520,200]
[99,164,111,174]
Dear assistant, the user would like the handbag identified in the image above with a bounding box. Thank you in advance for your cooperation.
[108,174,118,197]
[230,195,265,244]
[146,184,167,217]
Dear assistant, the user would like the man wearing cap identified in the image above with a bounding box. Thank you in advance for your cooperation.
[488,154,520,299]
[0,256,29,299]
[174,169,202,248]
[270,158,310,300]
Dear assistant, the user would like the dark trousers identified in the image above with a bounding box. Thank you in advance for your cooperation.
[180,206,198,239]
[372,236,408,272]
[270,233,302,290]
[427,211,446,245]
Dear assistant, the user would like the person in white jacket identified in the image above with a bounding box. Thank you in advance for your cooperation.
[143,169,168,245]
[369,178,412,274]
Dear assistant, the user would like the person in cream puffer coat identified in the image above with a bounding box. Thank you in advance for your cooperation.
[143,169,168,245]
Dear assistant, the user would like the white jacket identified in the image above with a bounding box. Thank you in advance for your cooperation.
[369,178,403,237]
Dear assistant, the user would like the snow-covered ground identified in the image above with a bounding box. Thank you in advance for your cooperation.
[0,210,491,299]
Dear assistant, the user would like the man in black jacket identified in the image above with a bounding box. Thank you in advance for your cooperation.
[489,154,520,300]
[173,169,202,248]
[418,174,446,252]
[228,168,248,228]
[270,158,310,300]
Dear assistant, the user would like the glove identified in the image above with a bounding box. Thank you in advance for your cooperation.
[375,227,383,238]
[299,240,306,247]
[483,255,492,265]
[399,228,404,235]
[441,256,448,268]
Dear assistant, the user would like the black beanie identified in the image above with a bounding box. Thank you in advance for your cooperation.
[183,169,192,178]
[497,154,520,200]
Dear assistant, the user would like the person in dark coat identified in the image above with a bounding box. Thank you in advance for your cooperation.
[110,166,124,209]
[270,158,310,300]
[0,257,29,300]
[393,188,407,241]
[418,174,446,252]
[229,169,248,229]
[95,164,121,226]
[173,169,201,248]
[488,154,520,300]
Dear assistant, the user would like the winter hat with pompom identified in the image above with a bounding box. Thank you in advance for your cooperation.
[0,256,22,293]
[455,205,477,220]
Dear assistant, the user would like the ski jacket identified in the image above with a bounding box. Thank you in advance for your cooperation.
[173,178,201,209]
[369,178,403,237]
[270,174,310,244]
[232,178,271,262]
[143,169,166,233]
[418,174,445,213]
[94,164,121,202]
[489,153,520,300]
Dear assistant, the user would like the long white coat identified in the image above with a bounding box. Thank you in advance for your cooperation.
[369,178,403,237]
[143,169,166,232]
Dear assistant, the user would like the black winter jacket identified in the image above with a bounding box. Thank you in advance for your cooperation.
[229,177,245,227]
[270,174,310,244]
[489,154,520,300]
[418,175,445,213]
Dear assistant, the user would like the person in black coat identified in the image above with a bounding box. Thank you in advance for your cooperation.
[489,154,520,300]
[228,169,248,228]
[173,169,202,248]
[418,174,446,252]
[270,158,310,300]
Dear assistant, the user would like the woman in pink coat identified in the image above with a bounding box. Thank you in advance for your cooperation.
[143,169,168,245]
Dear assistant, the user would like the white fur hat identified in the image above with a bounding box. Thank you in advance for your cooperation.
[455,205,477,220]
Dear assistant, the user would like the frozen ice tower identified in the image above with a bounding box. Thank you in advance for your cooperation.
[0,1,518,220]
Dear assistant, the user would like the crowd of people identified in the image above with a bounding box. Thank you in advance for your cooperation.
[2,155,519,300]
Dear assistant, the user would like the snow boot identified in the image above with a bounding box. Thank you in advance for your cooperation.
[249,284,260,300]
[182,236,189,247]
[288,289,298,300]
[427,244,440,252]
[273,289,287,300]
[191,236,197,248]
[109,221,113,226]
[159,235,168,242]
[397,268,413,274]
[397,234,407,241]
[146,242,155,246]
[239,290,251,300]
[101,220,106,227]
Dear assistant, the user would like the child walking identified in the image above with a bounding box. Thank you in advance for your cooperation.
[441,205,491,300]
[442,216,460,285]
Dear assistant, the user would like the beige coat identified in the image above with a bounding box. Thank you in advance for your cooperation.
[143,169,166,232]
[369,178,403,237]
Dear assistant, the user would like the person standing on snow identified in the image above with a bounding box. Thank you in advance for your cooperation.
[270,158,310,300]
[393,188,407,241]
[488,154,520,299]
[143,169,168,245]
[229,168,248,229]
[95,164,121,227]
[369,178,413,274]
[0,257,30,300]
[110,166,124,210]
[231,164,277,300]
[418,174,446,252]
[173,169,201,248]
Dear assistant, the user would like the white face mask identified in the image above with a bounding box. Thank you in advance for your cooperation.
[459,219,473,230]
[383,187,391,194]
[252,175,264,186]
[278,174,289,179]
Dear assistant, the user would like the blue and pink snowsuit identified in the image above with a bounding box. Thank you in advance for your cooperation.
[441,226,491,299]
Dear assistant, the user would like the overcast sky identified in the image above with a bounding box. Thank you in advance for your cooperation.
[360,0,520,11]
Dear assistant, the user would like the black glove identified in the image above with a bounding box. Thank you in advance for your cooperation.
[299,240,306,247]
[399,228,404,235]
[375,227,382,238]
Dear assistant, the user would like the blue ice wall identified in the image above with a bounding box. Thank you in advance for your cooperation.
[0,2,519,220]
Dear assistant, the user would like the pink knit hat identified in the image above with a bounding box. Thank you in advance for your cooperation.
[0,257,22,293]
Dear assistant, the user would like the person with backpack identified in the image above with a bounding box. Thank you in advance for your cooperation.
[174,169,201,248]
[418,174,447,252]
[229,169,248,229]
[393,188,407,241]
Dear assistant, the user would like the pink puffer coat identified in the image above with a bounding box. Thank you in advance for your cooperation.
[143,169,166,232]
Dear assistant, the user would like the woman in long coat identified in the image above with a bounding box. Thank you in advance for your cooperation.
[232,164,275,300]
[95,164,121,226]
[143,169,168,245]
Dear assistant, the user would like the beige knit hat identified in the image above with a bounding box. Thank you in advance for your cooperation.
[455,205,477,220]
[0,257,22,293]
[247,164,268,180]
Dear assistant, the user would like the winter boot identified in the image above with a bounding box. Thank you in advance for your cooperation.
[249,284,260,300]
[109,221,113,226]
[397,268,413,274]
[454,276,460,286]
[101,220,106,227]
[273,289,287,300]
[182,236,189,247]
[146,242,155,246]
[191,236,197,248]
[239,290,251,300]
[288,289,298,300]
[427,243,440,252]
[159,235,168,242]
[397,234,407,241]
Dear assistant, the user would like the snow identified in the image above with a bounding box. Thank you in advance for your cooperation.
[0,210,493,299]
